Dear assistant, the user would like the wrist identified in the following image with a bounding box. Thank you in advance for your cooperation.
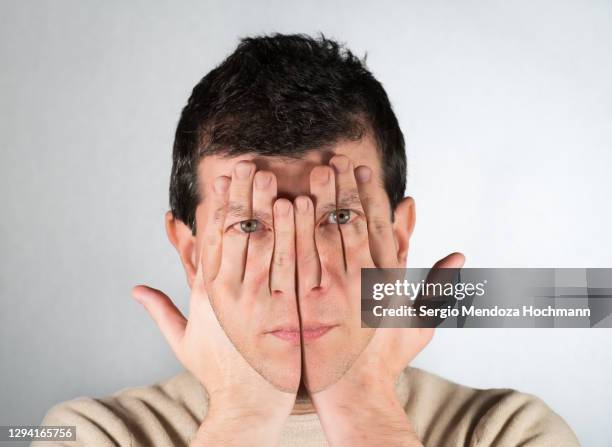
[209,388,295,428]
[315,360,397,406]
[191,404,287,447]
[313,373,421,446]
[188,390,293,447]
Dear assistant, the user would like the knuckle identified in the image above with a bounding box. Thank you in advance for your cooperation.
[212,205,226,225]
[276,227,294,239]
[298,249,319,266]
[213,275,237,295]
[360,192,377,206]
[205,230,220,246]
[245,267,268,292]
[227,201,250,221]
[337,188,361,207]
[353,218,369,235]
[369,218,391,235]
[273,249,295,267]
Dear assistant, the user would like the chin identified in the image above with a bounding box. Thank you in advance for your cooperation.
[264,366,302,393]
[301,327,372,393]
[249,339,302,393]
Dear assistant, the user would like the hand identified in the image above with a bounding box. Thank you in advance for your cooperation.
[297,154,465,445]
[132,161,299,446]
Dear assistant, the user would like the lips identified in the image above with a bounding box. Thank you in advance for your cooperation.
[267,325,336,344]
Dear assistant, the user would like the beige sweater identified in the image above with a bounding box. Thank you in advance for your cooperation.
[35,367,580,446]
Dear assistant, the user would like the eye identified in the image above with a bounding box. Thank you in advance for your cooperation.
[327,209,352,225]
[228,218,269,237]
[239,219,259,233]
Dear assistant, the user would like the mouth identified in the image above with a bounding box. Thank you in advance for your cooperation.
[266,325,337,344]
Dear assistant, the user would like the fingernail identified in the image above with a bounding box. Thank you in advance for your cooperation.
[235,162,252,179]
[213,176,229,194]
[355,166,371,183]
[331,156,350,173]
[295,196,310,213]
[275,200,291,217]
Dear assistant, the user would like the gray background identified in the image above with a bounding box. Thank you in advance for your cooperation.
[1,1,611,445]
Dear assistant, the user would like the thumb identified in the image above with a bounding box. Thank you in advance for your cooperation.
[413,252,466,321]
[132,285,187,355]
[432,251,466,269]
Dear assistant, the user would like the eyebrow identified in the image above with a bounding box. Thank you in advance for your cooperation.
[221,189,363,223]
[226,201,249,219]
[252,209,274,225]
[336,189,362,209]
[226,201,273,224]
[317,194,363,216]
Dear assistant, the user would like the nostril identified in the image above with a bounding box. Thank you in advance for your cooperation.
[303,286,325,299]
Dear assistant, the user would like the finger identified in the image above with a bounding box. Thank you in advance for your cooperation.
[329,155,371,272]
[310,165,344,273]
[219,161,255,283]
[432,252,466,269]
[270,198,296,295]
[202,175,230,284]
[132,285,186,354]
[414,252,466,320]
[294,195,320,297]
[243,170,276,289]
[425,252,466,294]
[355,165,398,268]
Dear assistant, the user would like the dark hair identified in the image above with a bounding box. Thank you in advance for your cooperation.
[170,33,406,231]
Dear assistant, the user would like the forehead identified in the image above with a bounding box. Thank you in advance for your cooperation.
[197,135,381,201]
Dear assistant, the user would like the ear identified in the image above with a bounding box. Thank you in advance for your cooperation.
[165,211,197,288]
[392,197,416,266]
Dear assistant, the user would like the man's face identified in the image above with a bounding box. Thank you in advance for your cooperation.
[192,135,391,392]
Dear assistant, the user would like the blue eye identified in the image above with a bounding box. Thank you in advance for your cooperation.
[327,209,351,225]
[239,219,259,233]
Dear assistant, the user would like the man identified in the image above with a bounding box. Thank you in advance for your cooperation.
[37,34,580,446]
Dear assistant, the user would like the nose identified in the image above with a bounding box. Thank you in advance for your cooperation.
[298,260,337,299]
[300,283,326,300]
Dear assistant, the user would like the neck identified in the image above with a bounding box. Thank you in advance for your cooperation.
[291,381,316,415]
[291,398,316,415]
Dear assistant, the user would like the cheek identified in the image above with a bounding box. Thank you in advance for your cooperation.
[245,233,274,289]
[246,262,269,292]
[315,231,339,256]
[317,222,371,264]
[340,220,370,250]
[315,237,346,281]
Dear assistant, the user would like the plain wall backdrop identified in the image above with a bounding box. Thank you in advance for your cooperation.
[1,1,611,445]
